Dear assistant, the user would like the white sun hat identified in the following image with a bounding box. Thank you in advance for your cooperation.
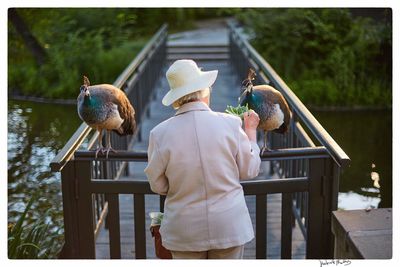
[162,59,218,106]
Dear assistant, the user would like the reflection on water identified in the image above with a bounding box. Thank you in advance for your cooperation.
[314,110,392,210]
[8,100,81,233]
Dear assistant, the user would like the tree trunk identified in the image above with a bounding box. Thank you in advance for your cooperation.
[8,8,47,65]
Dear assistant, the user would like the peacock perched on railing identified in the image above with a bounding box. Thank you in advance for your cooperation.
[77,76,136,158]
[240,69,291,153]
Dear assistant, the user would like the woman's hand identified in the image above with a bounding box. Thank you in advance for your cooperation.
[243,110,260,142]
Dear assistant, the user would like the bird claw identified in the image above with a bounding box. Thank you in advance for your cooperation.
[104,147,117,159]
[94,147,107,159]
[93,147,117,159]
[260,147,272,156]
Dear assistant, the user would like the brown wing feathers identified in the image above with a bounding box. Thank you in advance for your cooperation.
[114,91,136,136]
[273,95,291,134]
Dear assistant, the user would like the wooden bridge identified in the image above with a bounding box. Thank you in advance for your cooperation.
[50,20,350,259]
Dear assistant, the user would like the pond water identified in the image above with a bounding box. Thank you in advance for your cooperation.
[7,100,392,236]
[8,100,81,234]
[314,110,392,210]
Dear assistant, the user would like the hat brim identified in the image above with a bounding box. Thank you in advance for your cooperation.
[162,70,218,106]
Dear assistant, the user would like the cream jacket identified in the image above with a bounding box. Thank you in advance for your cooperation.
[144,101,261,251]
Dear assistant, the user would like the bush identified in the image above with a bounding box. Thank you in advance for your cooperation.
[238,8,392,107]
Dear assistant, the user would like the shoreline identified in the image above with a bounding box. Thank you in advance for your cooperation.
[9,94,76,105]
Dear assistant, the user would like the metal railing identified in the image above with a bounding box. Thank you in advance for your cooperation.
[51,24,168,258]
[227,19,350,258]
[51,20,350,259]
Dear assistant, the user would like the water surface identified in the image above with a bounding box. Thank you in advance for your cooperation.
[314,110,392,209]
[8,100,81,233]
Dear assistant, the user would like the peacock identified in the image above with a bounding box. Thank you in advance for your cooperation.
[240,69,291,153]
[77,76,136,158]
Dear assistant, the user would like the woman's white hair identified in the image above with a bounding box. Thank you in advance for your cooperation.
[172,88,210,109]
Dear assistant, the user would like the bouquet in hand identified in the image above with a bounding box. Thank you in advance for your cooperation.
[148,211,172,259]
[149,212,164,226]
[225,103,252,119]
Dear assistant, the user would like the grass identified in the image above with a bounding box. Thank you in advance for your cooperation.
[8,196,61,259]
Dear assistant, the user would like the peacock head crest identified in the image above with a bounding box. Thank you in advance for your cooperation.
[80,75,91,97]
[241,68,256,95]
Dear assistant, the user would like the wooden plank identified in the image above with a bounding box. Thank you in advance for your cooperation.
[107,194,121,259]
[243,177,308,195]
[167,47,229,54]
[167,43,228,48]
[134,194,146,259]
[167,53,229,61]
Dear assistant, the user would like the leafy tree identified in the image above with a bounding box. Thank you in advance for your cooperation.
[238,8,392,107]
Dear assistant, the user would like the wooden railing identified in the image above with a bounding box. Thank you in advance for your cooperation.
[227,19,350,258]
[51,24,168,258]
[51,20,350,259]
[69,147,330,259]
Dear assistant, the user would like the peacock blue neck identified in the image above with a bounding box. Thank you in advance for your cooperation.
[83,95,97,107]
[242,91,255,104]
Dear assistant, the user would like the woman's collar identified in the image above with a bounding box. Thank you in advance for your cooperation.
[175,101,211,116]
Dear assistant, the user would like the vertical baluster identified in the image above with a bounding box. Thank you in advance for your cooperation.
[94,160,101,222]
[107,193,121,259]
[281,193,293,259]
[256,195,267,259]
[134,194,146,259]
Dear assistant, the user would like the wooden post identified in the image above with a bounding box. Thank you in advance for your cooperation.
[59,161,80,258]
[307,158,335,259]
[75,160,96,258]
[323,159,337,258]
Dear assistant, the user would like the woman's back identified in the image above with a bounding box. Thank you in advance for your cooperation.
[145,101,260,251]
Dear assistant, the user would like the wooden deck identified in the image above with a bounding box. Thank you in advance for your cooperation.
[95,55,306,258]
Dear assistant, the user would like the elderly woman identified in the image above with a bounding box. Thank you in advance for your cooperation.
[144,59,261,259]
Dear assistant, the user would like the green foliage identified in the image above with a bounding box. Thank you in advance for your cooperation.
[225,103,252,118]
[8,196,61,259]
[8,8,239,99]
[238,8,392,107]
[8,8,151,98]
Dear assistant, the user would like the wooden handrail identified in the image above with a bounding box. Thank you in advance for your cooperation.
[114,24,168,90]
[50,24,168,172]
[73,146,329,161]
[226,20,350,168]
[50,123,91,171]
[88,177,309,195]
